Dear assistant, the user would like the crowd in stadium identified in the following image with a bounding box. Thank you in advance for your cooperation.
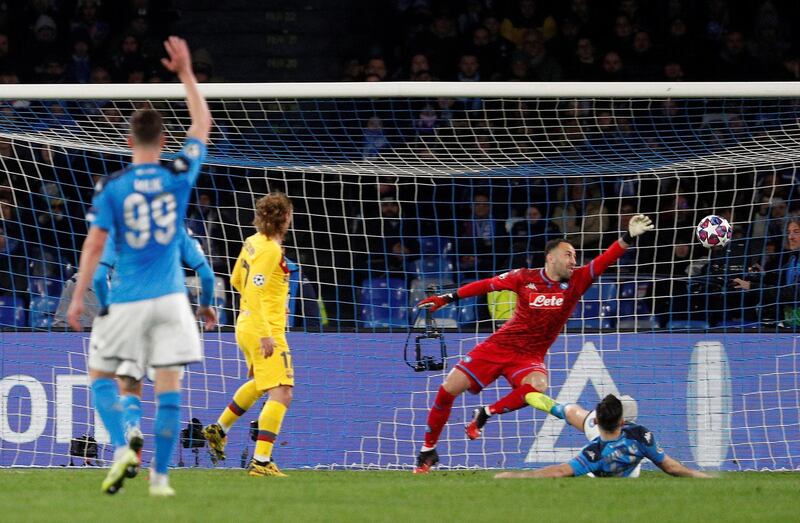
[1,0,799,331]
[344,0,800,83]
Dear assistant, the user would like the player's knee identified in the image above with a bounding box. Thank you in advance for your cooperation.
[117,376,141,395]
[269,385,292,406]
[522,372,548,392]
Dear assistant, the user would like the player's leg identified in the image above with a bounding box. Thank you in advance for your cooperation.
[203,330,265,463]
[116,361,145,458]
[150,367,181,496]
[88,309,140,494]
[250,384,292,477]
[248,342,294,477]
[148,293,204,496]
[467,363,560,440]
[413,367,472,473]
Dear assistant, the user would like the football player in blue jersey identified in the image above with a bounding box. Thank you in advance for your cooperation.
[91,228,216,460]
[67,36,213,496]
[495,394,710,479]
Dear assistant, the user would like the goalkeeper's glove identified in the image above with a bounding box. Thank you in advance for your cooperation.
[622,214,654,244]
[417,292,459,312]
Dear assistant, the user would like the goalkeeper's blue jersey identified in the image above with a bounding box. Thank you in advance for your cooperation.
[568,424,666,477]
[87,138,206,304]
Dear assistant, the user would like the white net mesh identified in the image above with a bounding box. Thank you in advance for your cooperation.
[0,83,799,470]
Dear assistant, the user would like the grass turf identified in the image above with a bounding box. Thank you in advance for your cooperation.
[0,469,797,522]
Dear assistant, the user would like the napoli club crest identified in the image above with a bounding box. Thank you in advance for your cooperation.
[463,355,472,363]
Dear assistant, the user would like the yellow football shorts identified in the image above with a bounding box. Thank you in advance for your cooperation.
[236,328,294,391]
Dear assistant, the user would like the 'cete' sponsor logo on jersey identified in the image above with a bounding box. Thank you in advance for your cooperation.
[530,294,564,308]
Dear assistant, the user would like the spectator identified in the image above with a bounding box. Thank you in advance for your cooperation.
[466,27,501,80]
[413,14,459,79]
[664,17,696,72]
[70,0,111,50]
[362,116,389,159]
[662,60,686,81]
[111,33,147,82]
[712,31,763,81]
[364,57,387,81]
[459,193,508,275]
[608,15,635,59]
[0,32,18,74]
[627,31,660,80]
[186,191,232,273]
[507,53,530,81]
[356,197,419,280]
[0,198,27,296]
[340,58,363,81]
[26,14,62,79]
[509,204,557,268]
[566,37,599,80]
[456,53,480,82]
[500,0,557,47]
[733,218,800,326]
[598,51,626,81]
[67,37,92,83]
[481,15,515,66]
[520,29,562,81]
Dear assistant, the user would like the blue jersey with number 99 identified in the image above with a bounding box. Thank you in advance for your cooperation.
[87,138,206,304]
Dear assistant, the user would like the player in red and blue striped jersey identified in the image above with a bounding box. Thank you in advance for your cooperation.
[413,215,654,473]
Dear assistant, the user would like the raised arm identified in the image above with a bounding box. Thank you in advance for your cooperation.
[161,36,211,143]
[657,455,710,478]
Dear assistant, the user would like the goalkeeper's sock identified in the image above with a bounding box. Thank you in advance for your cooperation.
[120,394,142,433]
[423,386,456,449]
[218,379,262,433]
[153,391,181,475]
[254,400,287,462]
[91,378,127,449]
[488,384,536,415]
[524,391,565,419]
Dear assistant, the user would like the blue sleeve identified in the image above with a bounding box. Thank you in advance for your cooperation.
[86,181,114,232]
[637,427,666,465]
[93,234,116,309]
[93,262,111,309]
[180,232,215,307]
[170,138,207,187]
[567,443,602,477]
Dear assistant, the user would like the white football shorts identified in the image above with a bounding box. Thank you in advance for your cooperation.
[88,292,202,377]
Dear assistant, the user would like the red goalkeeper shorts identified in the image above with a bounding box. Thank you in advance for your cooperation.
[454,341,547,394]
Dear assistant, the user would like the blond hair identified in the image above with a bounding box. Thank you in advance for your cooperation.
[253,192,292,237]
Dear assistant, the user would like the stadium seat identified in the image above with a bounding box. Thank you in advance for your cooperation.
[29,296,58,329]
[359,277,409,328]
[407,254,454,283]
[0,294,26,328]
[487,290,516,321]
[419,236,444,254]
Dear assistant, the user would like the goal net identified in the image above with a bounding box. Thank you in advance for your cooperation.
[0,82,798,471]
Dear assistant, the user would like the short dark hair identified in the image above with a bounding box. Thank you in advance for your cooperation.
[596,394,624,432]
[544,238,575,256]
[130,108,163,146]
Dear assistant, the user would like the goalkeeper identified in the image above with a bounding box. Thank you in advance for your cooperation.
[495,394,709,478]
[413,214,654,473]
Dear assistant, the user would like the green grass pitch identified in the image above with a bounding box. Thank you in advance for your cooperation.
[1,469,797,522]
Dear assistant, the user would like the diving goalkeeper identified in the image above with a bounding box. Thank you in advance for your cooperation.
[413,214,654,473]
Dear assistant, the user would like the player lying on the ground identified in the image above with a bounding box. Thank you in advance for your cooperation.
[91,228,217,457]
[495,394,709,479]
[412,215,654,473]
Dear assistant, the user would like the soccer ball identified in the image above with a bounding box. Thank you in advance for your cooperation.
[696,214,733,249]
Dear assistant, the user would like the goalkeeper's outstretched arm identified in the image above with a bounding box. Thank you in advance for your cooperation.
[495,464,574,479]
[416,278,504,312]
